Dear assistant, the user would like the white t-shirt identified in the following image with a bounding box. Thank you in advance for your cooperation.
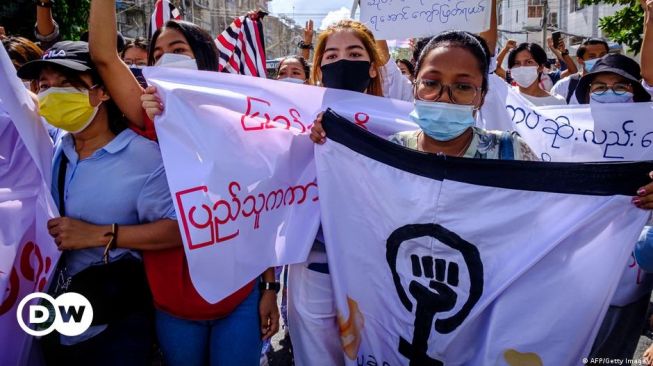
[516,89,567,106]
[381,58,414,102]
[551,74,581,104]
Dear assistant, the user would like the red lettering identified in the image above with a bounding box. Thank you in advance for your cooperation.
[175,180,319,249]
[240,97,307,133]
[241,96,272,131]
[354,112,370,130]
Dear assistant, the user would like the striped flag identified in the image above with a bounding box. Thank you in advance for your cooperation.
[149,0,182,39]
[215,15,267,77]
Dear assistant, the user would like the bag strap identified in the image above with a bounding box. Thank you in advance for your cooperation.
[57,153,68,216]
[499,131,515,160]
[566,75,580,104]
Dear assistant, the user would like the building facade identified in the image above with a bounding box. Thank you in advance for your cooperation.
[116,0,301,60]
[497,0,623,49]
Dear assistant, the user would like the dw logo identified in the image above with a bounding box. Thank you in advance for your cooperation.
[16,292,93,337]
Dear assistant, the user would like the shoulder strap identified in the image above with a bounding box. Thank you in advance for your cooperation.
[566,75,580,104]
[499,131,515,160]
[57,154,68,216]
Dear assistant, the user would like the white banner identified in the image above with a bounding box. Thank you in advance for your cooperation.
[144,67,414,303]
[316,110,651,365]
[479,74,653,162]
[0,47,59,366]
[360,0,491,40]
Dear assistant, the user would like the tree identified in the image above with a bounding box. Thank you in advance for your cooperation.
[581,0,644,54]
[0,0,90,41]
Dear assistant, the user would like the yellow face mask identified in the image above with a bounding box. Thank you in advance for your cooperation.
[38,87,100,133]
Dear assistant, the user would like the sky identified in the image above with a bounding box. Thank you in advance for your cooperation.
[269,0,356,29]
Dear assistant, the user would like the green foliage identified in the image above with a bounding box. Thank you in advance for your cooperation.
[581,0,644,54]
[53,0,91,40]
[0,0,90,41]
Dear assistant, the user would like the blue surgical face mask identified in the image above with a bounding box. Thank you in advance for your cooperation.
[590,90,634,104]
[409,100,476,141]
[583,58,599,72]
[278,77,305,84]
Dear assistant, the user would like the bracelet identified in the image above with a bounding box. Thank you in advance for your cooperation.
[102,223,117,264]
[561,50,569,56]
[297,40,313,50]
[259,281,281,293]
[35,0,53,8]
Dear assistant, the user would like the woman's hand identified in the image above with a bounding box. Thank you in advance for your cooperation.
[634,172,653,209]
[47,217,110,251]
[309,112,326,144]
[303,19,314,45]
[141,86,163,121]
[644,343,653,365]
[259,289,280,340]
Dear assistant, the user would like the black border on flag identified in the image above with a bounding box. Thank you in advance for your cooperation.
[320,109,653,196]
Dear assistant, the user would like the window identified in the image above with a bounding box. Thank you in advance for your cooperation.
[498,0,503,25]
[516,9,519,23]
[549,12,558,26]
[528,0,544,18]
[572,0,584,12]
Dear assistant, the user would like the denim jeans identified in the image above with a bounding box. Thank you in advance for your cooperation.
[155,286,262,366]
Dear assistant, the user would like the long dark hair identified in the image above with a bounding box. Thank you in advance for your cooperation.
[415,31,490,93]
[148,20,219,71]
[507,42,548,68]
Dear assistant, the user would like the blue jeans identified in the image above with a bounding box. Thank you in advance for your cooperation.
[155,286,262,366]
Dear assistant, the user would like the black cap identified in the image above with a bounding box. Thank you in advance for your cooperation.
[575,53,651,103]
[17,41,94,80]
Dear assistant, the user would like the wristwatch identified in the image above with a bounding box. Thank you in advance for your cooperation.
[297,40,313,50]
[259,281,281,293]
[35,0,53,7]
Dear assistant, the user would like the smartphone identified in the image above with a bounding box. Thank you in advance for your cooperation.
[552,31,562,49]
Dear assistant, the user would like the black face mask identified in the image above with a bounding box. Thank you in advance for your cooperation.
[129,67,148,88]
[320,59,372,93]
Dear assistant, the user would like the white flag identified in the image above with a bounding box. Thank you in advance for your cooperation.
[315,110,651,365]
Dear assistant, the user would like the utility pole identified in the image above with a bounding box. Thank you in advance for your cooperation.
[541,0,548,48]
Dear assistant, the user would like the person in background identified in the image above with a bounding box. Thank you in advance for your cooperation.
[2,36,43,92]
[275,55,310,84]
[545,35,578,85]
[574,53,653,363]
[640,0,653,97]
[89,1,279,365]
[505,42,566,106]
[121,37,149,88]
[121,37,148,68]
[396,58,415,83]
[550,38,609,104]
[377,39,413,101]
[17,40,180,366]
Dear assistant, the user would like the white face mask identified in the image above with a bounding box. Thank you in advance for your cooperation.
[510,66,539,88]
[155,53,198,70]
[278,77,305,84]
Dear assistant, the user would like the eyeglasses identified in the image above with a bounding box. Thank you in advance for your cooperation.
[589,82,632,95]
[413,78,481,105]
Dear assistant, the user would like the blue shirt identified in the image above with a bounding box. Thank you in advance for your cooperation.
[52,128,176,276]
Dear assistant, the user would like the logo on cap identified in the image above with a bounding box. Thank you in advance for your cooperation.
[43,50,67,59]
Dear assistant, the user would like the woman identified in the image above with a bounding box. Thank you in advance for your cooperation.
[121,37,148,68]
[506,42,566,106]
[88,1,279,365]
[311,30,539,159]
[17,40,180,365]
[275,55,310,84]
[574,53,653,362]
[396,58,415,82]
